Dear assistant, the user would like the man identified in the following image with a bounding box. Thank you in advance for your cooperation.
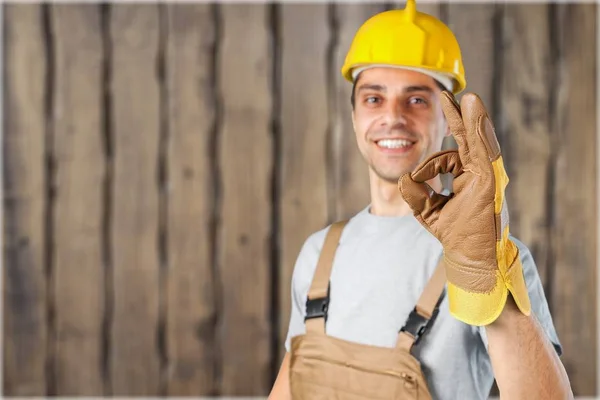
[269,2,572,399]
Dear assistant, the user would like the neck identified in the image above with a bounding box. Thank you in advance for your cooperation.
[368,170,443,217]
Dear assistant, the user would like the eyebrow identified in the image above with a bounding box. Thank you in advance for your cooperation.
[405,85,434,94]
[356,84,434,94]
[357,84,386,93]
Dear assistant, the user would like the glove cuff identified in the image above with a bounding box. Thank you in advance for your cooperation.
[445,241,531,326]
[503,243,532,317]
[447,273,508,326]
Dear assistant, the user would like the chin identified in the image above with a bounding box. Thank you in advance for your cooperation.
[373,169,409,184]
[367,156,420,183]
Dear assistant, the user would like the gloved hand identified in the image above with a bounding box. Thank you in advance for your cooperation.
[398,92,531,326]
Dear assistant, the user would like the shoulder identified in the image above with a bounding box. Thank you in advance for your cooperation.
[295,209,367,266]
[295,223,335,267]
[290,210,366,294]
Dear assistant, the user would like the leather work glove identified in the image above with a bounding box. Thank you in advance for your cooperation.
[398,92,531,326]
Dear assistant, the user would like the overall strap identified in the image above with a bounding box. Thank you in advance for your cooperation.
[396,257,447,351]
[305,220,348,334]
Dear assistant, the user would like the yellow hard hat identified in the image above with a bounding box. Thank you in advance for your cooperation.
[341,0,466,94]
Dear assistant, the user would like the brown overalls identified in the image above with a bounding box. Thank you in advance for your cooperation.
[289,220,447,399]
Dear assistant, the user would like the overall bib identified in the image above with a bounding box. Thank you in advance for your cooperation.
[289,220,447,399]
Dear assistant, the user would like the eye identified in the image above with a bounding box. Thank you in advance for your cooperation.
[408,96,428,107]
[364,95,382,105]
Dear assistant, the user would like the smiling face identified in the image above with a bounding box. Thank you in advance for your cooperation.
[352,67,450,185]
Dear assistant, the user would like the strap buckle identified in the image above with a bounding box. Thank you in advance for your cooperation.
[304,284,330,322]
[400,305,440,345]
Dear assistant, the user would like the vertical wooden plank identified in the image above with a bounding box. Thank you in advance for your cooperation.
[3,4,48,395]
[553,4,597,395]
[498,4,552,287]
[50,4,105,395]
[278,4,330,364]
[165,4,217,396]
[446,3,495,111]
[109,4,161,395]
[218,4,272,395]
[332,3,388,221]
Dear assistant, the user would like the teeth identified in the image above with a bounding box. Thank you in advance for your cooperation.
[378,139,413,149]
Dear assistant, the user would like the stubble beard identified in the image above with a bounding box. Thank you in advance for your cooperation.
[369,160,416,185]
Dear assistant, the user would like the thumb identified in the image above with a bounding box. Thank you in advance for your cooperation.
[398,150,463,226]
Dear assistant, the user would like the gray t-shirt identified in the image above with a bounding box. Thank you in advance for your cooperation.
[285,205,562,400]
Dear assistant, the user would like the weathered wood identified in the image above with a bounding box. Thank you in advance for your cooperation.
[109,4,161,395]
[217,4,273,395]
[552,4,597,395]
[278,4,330,365]
[3,4,48,396]
[446,3,495,110]
[50,4,105,395]
[164,4,216,396]
[332,3,388,221]
[498,4,552,287]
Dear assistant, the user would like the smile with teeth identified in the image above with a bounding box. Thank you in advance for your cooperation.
[377,139,415,149]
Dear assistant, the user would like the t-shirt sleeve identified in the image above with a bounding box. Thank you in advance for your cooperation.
[478,236,563,356]
[284,231,324,353]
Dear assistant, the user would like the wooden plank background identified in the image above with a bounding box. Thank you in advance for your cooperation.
[165,4,217,396]
[49,5,105,395]
[3,2,597,397]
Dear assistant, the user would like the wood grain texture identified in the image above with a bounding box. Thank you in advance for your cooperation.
[498,4,552,287]
[446,3,495,108]
[109,4,161,395]
[3,4,48,396]
[278,3,330,364]
[552,4,597,395]
[217,4,273,395]
[50,4,105,395]
[164,4,217,396]
[332,3,388,221]
[444,3,495,217]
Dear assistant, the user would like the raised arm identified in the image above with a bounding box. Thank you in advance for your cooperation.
[486,295,572,399]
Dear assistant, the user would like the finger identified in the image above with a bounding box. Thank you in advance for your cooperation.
[398,150,462,226]
[440,91,474,168]
[460,93,502,167]
[398,173,452,227]
[411,150,463,183]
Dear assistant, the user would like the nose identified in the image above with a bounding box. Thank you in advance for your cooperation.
[380,99,407,130]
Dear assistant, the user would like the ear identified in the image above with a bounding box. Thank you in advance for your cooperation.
[438,94,453,138]
[352,110,357,132]
[444,122,452,137]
